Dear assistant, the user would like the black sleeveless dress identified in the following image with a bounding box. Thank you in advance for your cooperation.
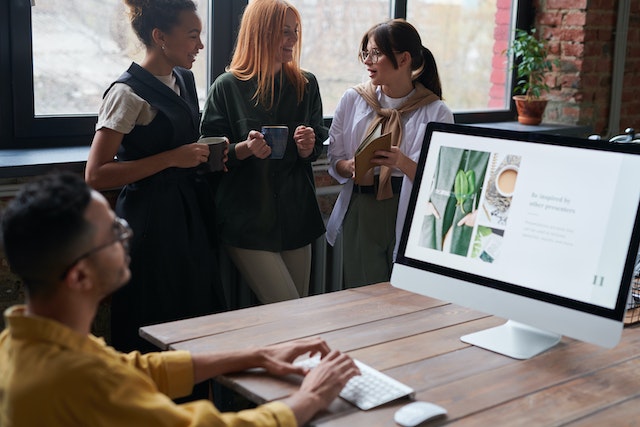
[108,62,226,353]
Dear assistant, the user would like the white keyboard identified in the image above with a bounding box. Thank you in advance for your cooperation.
[294,355,415,410]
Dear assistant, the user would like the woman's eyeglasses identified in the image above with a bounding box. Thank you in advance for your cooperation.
[59,217,133,279]
[360,48,383,64]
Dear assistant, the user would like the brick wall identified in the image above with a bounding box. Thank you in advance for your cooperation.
[0,194,25,330]
[492,0,639,135]
[488,0,511,108]
[543,0,604,130]
[0,197,24,329]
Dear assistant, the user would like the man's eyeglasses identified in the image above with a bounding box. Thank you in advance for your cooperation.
[360,48,383,64]
[60,217,133,279]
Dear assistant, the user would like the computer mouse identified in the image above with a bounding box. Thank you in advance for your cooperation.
[393,401,447,427]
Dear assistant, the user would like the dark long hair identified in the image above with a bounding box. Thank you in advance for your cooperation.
[360,19,443,98]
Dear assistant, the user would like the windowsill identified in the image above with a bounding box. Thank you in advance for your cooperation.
[0,121,592,182]
[0,145,89,179]
[462,121,593,137]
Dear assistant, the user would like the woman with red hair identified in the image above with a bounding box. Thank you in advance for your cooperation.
[201,0,327,305]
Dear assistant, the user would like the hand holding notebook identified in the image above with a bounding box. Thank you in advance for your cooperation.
[354,124,392,185]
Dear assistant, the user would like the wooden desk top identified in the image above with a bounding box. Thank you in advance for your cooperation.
[140,283,640,426]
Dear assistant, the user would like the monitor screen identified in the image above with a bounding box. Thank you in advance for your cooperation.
[391,122,640,359]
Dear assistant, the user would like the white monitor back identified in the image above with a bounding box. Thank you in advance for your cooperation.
[392,123,640,359]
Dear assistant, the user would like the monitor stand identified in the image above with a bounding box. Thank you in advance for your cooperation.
[460,320,562,359]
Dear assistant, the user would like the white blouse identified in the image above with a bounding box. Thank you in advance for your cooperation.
[326,85,454,259]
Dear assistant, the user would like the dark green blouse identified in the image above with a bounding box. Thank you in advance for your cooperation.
[200,71,328,251]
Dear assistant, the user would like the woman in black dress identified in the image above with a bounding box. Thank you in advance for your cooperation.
[85,0,226,354]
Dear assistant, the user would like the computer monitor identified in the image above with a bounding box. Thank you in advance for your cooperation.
[391,122,640,359]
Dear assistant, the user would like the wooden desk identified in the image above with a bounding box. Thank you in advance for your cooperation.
[140,283,640,426]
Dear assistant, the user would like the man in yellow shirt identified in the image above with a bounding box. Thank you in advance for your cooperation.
[0,172,359,426]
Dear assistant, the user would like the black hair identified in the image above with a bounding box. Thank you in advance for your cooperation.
[124,0,197,47]
[360,19,443,98]
[0,172,94,296]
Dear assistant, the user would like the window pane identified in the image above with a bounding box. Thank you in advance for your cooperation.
[407,0,512,112]
[296,1,390,116]
[31,0,209,116]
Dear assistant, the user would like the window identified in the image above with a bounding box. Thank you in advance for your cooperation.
[1,0,531,148]
[407,0,510,112]
[30,0,210,116]
[4,0,213,145]
[295,0,390,115]
[297,0,527,118]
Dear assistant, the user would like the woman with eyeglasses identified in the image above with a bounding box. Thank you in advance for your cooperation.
[200,0,327,305]
[326,19,454,288]
[85,0,227,357]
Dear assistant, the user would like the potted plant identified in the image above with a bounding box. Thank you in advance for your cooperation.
[506,28,557,125]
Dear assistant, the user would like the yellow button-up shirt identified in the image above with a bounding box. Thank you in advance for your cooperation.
[0,306,297,427]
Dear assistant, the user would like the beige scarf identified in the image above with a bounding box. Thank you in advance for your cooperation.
[354,81,440,200]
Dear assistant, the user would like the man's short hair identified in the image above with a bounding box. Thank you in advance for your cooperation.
[1,172,94,295]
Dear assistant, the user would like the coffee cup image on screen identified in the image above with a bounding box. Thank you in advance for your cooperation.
[481,154,522,227]
[496,166,518,197]
[198,136,226,172]
[262,126,288,159]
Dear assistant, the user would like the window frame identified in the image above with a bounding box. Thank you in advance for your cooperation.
[8,0,95,144]
[0,0,532,149]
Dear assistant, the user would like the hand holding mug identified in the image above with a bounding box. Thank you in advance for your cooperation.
[245,130,272,159]
[197,136,227,172]
[171,142,210,168]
